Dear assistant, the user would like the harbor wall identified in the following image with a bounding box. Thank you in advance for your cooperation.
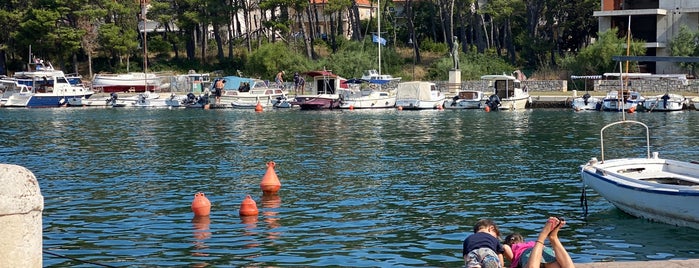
[0,164,43,268]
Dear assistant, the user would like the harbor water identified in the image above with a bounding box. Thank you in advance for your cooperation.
[1,107,699,267]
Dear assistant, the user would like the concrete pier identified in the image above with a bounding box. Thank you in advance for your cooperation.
[0,164,44,267]
[575,259,699,267]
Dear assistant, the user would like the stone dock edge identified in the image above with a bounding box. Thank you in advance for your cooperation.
[574,259,699,267]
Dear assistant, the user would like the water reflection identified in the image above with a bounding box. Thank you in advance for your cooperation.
[191,216,211,256]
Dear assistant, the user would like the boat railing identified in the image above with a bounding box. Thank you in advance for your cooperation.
[599,120,650,162]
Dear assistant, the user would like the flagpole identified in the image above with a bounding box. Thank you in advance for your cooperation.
[378,0,381,76]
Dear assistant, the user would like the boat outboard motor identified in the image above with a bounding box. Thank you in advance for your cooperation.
[108,92,118,105]
[451,95,460,106]
[186,93,196,104]
[485,94,500,111]
[583,93,591,105]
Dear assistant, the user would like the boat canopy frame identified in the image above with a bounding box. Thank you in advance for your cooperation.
[599,120,650,162]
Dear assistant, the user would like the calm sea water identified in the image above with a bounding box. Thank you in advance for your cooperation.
[1,107,699,267]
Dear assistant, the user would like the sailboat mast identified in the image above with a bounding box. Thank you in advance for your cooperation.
[142,0,149,91]
[377,0,381,76]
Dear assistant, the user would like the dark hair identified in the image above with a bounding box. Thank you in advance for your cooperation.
[473,218,500,238]
[504,233,524,246]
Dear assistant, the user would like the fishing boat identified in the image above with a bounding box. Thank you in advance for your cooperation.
[641,93,686,112]
[600,89,644,111]
[570,75,602,111]
[580,120,699,229]
[481,73,529,110]
[443,90,485,109]
[394,81,444,110]
[4,60,94,107]
[290,70,348,110]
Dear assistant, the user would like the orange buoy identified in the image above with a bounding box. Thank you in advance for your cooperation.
[349,105,354,110]
[484,105,491,112]
[239,195,259,216]
[204,104,210,110]
[628,106,636,113]
[255,102,263,112]
[397,106,403,110]
[191,192,211,217]
[260,161,281,194]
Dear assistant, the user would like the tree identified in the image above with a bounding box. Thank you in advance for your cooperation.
[669,25,699,76]
[564,28,645,75]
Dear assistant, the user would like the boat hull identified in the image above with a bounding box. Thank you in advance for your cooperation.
[291,95,340,110]
[497,97,529,110]
[642,94,685,111]
[571,97,601,111]
[4,93,93,108]
[581,157,699,229]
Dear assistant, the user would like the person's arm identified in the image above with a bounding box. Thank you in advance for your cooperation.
[503,244,514,262]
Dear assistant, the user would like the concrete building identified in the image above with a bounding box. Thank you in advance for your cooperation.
[594,0,699,74]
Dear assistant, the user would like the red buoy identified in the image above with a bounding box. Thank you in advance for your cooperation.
[628,106,636,113]
[397,106,403,110]
[255,102,263,112]
[260,161,281,195]
[239,195,259,216]
[191,192,211,217]
[484,106,491,112]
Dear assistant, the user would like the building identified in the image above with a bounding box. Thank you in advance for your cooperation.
[594,0,699,74]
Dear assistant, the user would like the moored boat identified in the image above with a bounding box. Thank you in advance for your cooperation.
[601,90,644,111]
[290,70,348,110]
[394,81,444,110]
[580,120,699,229]
[641,93,686,112]
[443,90,485,109]
[571,93,602,111]
[216,76,290,108]
[481,73,529,111]
[339,79,396,109]
[5,60,94,107]
[92,72,165,93]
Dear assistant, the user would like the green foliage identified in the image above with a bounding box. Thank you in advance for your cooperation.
[669,25,699,74]
[98,23,139,61]
[564,28,645,75]
[425,50,516,80]
[419,38,448,54]
[246,42,313,79]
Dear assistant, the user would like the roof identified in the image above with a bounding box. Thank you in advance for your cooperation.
[303,70,338,78]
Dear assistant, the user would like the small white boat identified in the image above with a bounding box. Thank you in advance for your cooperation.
[0,79,32,107]
[338,79,396,109]
[581,120,699,229]
[216,75,291,109]
[92,72,164,93]
[481,73,529,111]
[601,90,644,111]
[571,93,602,111]
[693,97,699,111]
[360,69,401,84]
[394,81,444,110]
[642,93,686,112]
[443,90,485,109]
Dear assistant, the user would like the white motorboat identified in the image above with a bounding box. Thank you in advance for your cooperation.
[92,72,165,93]
[443,90,485,109]
[338,79,396,109]
[693,97,699,111]
[581,120,699,229]
[642,93,686,112]
[571,93,602,111]
[217,77,290,109]
[394,81,444,110]
[481,73,529,111]
[0,79,32,107]
[360,69,401,84]
[4,60,94,107]
[601,90,644,111]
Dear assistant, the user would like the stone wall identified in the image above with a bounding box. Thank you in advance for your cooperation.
[436,79,699,94]
[435,80,568,93]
